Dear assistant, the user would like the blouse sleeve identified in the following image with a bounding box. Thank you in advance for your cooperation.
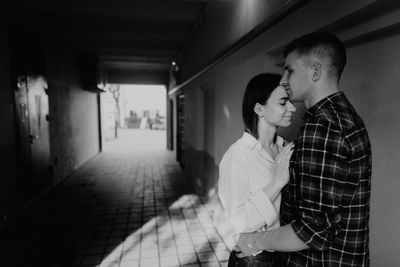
[218,150,278,234]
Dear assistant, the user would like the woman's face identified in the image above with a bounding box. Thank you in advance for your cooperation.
[259,85,296,127]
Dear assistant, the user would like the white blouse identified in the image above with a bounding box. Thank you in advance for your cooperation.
[218,132,283,234]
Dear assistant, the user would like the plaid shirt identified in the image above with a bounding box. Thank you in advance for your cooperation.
[281,92,372,266]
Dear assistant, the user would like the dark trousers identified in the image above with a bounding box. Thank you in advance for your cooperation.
[228,250,284,267]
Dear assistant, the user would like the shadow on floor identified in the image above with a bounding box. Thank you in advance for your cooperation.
[1,129,230,267]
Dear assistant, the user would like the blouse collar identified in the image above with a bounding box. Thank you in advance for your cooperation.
[241,132,283,163]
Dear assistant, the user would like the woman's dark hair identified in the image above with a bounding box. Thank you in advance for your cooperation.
[242,73,281,139]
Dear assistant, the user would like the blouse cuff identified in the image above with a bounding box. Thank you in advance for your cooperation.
[251,190,278,227]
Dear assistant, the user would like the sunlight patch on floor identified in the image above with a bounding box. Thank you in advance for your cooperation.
[99,194,231,267]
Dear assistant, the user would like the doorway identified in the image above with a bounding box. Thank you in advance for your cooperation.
[100,84,167,152]
[14,74,51,204]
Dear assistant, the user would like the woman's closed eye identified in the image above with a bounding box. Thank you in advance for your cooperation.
[279,97,290,106]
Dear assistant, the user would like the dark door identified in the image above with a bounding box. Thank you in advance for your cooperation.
[15,74,51,203]
[168,98,174,150]
[176,93,185,169]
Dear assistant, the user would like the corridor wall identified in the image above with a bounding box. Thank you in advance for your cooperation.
[46,41,100,184]
[0,26,101,227]
[0,17,18,228]
[174,0,400,265]
[340,35,400,266]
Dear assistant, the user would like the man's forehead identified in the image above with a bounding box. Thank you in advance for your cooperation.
[285,52,306,67]
[284,51,298,62]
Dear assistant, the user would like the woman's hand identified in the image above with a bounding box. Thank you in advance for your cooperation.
[274,142,294,187]
[234,232,260,258]
[262,142,294,202]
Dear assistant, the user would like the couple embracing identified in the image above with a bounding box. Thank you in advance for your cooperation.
[218,32,371,267]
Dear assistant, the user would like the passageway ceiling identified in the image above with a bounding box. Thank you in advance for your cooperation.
[8,0,210,85]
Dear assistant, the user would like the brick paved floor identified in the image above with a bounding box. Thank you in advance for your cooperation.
[2,129,230,267]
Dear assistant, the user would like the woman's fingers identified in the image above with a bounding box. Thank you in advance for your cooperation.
[273,142,294,185]
[276,145,287,162]
[236,252,246,258]
[285,144,294,161]
[277,142,294,163]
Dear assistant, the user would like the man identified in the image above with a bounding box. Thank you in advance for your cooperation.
[235,32,372,266]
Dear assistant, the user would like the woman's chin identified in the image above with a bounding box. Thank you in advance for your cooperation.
[279,121,292,127]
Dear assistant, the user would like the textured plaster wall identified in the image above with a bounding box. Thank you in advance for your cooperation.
[46,41,100,183]
[0,23,100,223]
[180,0,302,80]
[340,33,400,267]
[179,0,375,80]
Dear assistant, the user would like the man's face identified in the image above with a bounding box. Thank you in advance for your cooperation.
[281,51,312,102]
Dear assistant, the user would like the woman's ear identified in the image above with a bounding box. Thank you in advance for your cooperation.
[253,103,264,117]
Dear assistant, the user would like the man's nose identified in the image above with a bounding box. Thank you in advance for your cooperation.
[289,102,296,112]
[280,71,289,86]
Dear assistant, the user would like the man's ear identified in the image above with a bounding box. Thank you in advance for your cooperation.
[310,61,322,81]
[253,103,263,117]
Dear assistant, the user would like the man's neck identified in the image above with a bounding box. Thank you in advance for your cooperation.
[305,84,339,109]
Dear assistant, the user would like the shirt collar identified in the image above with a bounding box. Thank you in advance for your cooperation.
[241,132,278,163]
[241,132,262,150]
[303,91,344,121]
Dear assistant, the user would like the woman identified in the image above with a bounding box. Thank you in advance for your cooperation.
[218,73,296,266]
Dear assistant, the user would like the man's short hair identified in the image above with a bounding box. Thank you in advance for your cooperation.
[283,32,347,80]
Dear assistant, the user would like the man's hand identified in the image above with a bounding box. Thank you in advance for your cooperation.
[234,232,261,258]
